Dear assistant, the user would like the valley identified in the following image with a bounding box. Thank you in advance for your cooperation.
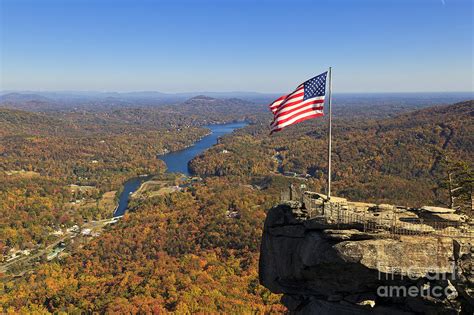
[0,95,472,313]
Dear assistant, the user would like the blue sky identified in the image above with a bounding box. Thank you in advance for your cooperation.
[0,0,472,93]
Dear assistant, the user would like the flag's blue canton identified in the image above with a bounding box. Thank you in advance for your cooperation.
[303,71,327,100]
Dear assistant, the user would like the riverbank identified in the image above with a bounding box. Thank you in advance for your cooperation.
[113,122,248,217]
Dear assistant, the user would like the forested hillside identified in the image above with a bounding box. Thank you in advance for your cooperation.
[1,178,285,313]
[190,101,473,209]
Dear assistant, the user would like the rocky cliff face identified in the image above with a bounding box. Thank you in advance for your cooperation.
[259,195,473,314]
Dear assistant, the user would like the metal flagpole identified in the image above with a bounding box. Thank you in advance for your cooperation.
[327,67,332,200]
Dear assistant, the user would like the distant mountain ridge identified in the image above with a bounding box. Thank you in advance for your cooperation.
[1,90,473,115]
[0,90,279,105]
[0,92,53,103]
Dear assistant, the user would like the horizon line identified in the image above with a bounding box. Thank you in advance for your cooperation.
[1,90,473,95]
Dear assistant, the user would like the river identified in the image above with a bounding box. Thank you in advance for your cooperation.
[113,122,247,217]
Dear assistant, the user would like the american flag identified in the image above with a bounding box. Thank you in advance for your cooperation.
[269,71,328,133]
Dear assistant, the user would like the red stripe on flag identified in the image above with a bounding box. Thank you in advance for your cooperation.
[271,87,304,108]
[269,94,287,106]
[273,98,324,117]
[272,105,324,126]
[271,113,324,133]
[270,87,303,105]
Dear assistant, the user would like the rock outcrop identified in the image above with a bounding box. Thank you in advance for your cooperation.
[259,194,474,314]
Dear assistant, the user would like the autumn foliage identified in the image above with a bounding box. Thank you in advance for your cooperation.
[1,178,285,313]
